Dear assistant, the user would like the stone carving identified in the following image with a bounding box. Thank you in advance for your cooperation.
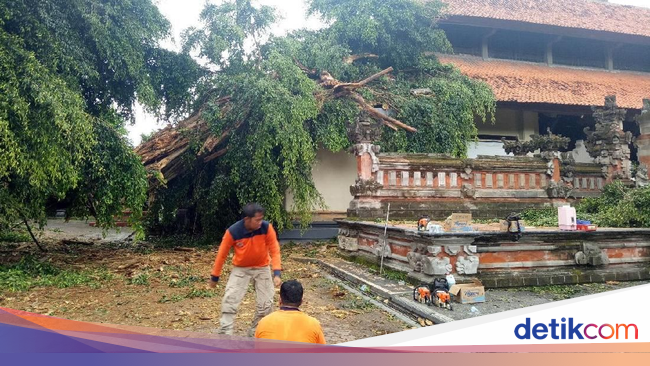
[546,180,573,199]
[584,96,634,179]
[347,111,382,144]
[575,243,609,266]
[374,238,392,258]
[338,235,359,251]
[559,152,577,184]
[427,246,442,255]
[456,255,480,275]
[464,245,478,255]
[502,128,570,156]
[635,164,649,188]
[423,256,452,276]
[350,178,383,196]
[461,183,476,199]
[460,162,473,180]
[407,244,429,272]
[337,229,359,251]
[444,245,461,256]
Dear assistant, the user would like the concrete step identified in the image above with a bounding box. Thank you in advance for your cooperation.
[295,257,455,324]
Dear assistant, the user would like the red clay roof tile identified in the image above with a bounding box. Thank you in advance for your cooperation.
[441,0,650,39]
[437,54,650,109]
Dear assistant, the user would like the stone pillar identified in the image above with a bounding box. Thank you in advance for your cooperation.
[584,96,634,182]
[635,100,650,187]
[347,112,383,217]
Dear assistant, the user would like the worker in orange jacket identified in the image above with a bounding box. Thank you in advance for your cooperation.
[209,203,282,336]
[255,280,326,344]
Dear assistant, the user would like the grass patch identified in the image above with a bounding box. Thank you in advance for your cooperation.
[0,231,31,243]
[0,256,112,292]
[185,288,217,299]
[169,274,203,288]
[128,273,150,286]
[340,298,375,311]
[158,294,185,303]
[147,234,215,249]
[509,285,583,299]
[343,254,410,283]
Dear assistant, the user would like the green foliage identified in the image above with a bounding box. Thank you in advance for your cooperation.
[520,207,560,228]
[0,0,200,235]
[185,288,217,299]
[0,230,31,243]
[579,181,650,228]
[0,256,112,292]
[522,181,650,228]
[158,294,185,304]
[128,272,150,286]
[149,0,495,238]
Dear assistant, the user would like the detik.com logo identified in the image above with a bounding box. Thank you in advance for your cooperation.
[515,318,638,340]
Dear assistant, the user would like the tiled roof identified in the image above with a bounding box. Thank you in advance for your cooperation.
[437,54,650,109]
[441,0,650,39]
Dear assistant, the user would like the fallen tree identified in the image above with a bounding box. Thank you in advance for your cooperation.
[138,0,495,238]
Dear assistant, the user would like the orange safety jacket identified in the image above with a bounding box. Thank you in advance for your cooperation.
[211,220,282,281]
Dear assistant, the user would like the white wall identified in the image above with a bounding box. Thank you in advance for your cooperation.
[285,148,357,213]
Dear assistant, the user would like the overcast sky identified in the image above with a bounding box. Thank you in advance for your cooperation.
[127,0,650,146]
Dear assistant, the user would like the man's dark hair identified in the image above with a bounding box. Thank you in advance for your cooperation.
[242,203,265,218]
[280,280,303,307]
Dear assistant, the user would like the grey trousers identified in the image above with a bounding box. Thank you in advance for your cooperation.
[218,266,274,336]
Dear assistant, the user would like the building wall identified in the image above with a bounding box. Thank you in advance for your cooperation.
[468,108,539,158]
[285,148,357,214]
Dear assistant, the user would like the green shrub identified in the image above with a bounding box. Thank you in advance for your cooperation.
[522,181,650,228]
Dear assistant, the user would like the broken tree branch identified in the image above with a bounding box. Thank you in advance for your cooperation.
[21,214,45,252]
[348,93,417,133]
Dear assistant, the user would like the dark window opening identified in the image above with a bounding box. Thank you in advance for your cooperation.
[538,113,593,152]
[488,29,546,63]
[553,37,607,69]
[614,45,650,73]
[478,134,517,141]
[440,24,485,57]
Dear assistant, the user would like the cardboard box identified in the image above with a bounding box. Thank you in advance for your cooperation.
[449,280,485,304]
[443,213,472,232]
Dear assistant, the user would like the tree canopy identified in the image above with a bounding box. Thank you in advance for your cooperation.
[0,0,201,241]
[141,0,495,238]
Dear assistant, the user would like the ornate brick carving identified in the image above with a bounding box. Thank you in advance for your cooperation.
[374,238,392,258]
[350,178,383,196]
[575,243,609,266]
[636,164,649,188]
[444,245,461,256]
[546,180,573,199]
[423,257,452,276]
[456,255,480,275]
[461,183,476,199]
[347,111,382,144]
[502,128,570,157]
[584,96,634,179]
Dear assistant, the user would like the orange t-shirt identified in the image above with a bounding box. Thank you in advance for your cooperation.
[211,220,281,278]
[255,309,326,344]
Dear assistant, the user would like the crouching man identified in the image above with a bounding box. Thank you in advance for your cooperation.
[255,280,326,344]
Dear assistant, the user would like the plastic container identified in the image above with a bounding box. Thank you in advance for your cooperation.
[558,205,577,231]
[427,223,444,234]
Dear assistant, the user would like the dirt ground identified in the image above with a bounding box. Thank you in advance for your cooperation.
[0,230,410,344]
